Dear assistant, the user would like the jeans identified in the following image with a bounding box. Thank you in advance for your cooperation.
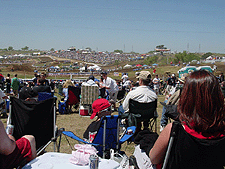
[118,105,125,116]
[160,99,168,127]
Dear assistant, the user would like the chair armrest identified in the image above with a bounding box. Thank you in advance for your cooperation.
[119,126,136,144]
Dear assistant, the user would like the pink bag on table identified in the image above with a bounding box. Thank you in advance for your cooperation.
[69,144,98,166]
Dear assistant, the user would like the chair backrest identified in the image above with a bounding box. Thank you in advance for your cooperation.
[81,85,99,105]
[117,89,126,101]
[92,115,120,158]
[67,86,80,105]
[38,92,54,101]
[9,97,56,150]
[164,121,225,169]
[129,99,157,121]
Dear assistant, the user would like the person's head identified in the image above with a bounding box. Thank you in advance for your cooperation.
[63,80,75,88]
[178,70,225,134]
[89,75,95,81]
[101,72,107,80]
[15,74,17,77]
[91,98,111,120]
[41,73,46,79]
[137,71,151,86]
[7,74,10,77]
[155,74,158,78]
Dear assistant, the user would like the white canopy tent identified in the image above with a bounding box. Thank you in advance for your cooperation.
[123,64,132,69]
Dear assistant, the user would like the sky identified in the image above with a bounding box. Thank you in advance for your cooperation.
[1,0,225,54]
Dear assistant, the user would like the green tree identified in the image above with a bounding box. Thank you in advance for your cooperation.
[144,55,159,65]
[173,51,200,64]
[202,52,213,59]
[21,46,29,51]
[156,45,167,49]
[115,60,120,68]
[8,46,14,51]
[50,48,55,51]
[114,49,123,54]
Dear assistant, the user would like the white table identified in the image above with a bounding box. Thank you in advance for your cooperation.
[22,152,121,169]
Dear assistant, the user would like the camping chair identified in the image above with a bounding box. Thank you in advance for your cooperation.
[38,92,54,101]
[80,85,99,116]
[121,99,158,132]
[160,102,179,123]
[62,115,136,159]
[162,121,225,169]
[117,88,126,103]
[7,96,62,156]
[58,86,80,114]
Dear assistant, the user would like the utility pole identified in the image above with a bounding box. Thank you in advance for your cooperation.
[124,44,125,53]
[187,43,189,52]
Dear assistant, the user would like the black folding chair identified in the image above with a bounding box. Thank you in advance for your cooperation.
[7,96,62,155]
[122,99,158,132]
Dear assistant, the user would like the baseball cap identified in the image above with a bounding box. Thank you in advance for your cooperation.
[101,71,107,75]
[136,71,151,80]
[89,75,95,81]
[90,99,111,119]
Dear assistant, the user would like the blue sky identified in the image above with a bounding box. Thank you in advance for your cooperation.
[1,0,224,53]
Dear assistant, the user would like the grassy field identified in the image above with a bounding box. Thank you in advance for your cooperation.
[1,93,165,157]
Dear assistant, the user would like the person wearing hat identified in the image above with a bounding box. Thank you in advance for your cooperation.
[100,72,119,111]
[82,75,98,86]
[83,98,111,143]
[122,71,157,131]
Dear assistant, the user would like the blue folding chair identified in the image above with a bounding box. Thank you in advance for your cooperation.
[62,115,136,158]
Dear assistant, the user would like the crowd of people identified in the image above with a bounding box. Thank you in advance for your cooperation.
[51,50,135,65]
[0,68,225,168]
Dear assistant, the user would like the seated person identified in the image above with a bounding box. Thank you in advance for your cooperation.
[19,82,38,101]
[82,75,98,86]
[83,98,111,143]
[62,80,75,102]
[0,120,36,168]
[150,70,225,168]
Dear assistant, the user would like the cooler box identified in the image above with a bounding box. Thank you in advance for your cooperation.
[79,105,89,116]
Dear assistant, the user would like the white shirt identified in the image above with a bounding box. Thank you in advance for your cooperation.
[153,78,160,88]
[121,74,128,83]
[82,80,98,87]
[103,77,119,93]
[122,85,157,112]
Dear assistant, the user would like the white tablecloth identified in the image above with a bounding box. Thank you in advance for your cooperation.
[22,152,121,169]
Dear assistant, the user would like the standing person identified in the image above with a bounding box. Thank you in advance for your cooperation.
[165,74,172,95]
[0,119,36,168]
[122,71,157,131]
[152,74,160,95]
[11,74,20,96]
[5,74,11,94]
[38,73,49,86]
[121,73,128,84]
[100,72,119,111]
[149,70,225,168]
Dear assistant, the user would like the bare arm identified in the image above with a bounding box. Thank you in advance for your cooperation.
[149,123,172,164]
[0,120,16,155]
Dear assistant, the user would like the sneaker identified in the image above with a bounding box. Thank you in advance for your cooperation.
[160,125,165,132]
